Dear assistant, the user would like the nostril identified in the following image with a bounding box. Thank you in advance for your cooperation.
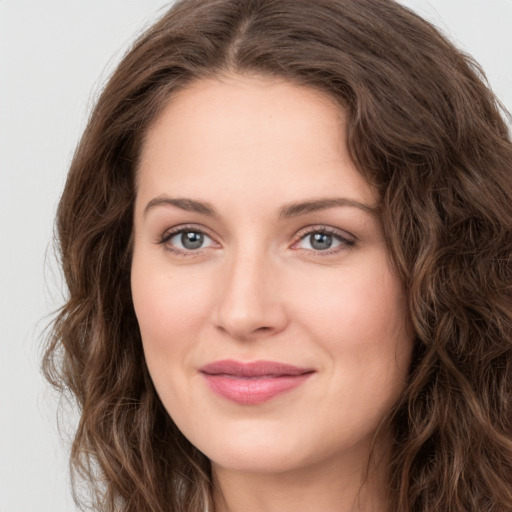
[255,326,272,332]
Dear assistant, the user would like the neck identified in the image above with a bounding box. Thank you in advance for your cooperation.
[211,440,391,512]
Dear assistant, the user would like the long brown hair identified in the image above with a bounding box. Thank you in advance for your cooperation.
[43,0,512,510]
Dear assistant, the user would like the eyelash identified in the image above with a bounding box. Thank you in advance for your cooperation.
[158,225,356,257]
[292,226,356,256]
[158,224,218,257]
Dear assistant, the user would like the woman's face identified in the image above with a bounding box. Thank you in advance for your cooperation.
[131,75,414,475]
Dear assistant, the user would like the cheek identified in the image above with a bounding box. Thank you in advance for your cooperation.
[131,265,213,417]
[130,253,213,372]
[292,258,408,345]
[290,255,412,396]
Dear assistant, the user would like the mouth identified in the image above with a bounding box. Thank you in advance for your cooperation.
[199,359,315,405]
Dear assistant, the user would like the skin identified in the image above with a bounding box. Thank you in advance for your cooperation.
[131,74,414,512]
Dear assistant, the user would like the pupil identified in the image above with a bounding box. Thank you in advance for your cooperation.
[181,231,204,250]
[311,232,332,250]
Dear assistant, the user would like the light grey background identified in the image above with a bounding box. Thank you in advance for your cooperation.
[1,1,511,511]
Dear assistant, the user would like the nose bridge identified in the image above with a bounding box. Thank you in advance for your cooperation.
[215,242,287,339]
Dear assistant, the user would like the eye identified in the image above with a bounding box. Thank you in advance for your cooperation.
[292,228,355,254]
[160,228,217,253]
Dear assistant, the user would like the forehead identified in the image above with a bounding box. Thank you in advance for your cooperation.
[136,74,375,210]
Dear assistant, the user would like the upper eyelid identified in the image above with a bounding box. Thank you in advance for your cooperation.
[293,224,356,242]
[160,224,217,242]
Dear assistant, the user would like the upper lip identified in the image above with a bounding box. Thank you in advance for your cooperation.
[199,359,315,378]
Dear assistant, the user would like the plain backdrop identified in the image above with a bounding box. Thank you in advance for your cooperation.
[1,1,511,511]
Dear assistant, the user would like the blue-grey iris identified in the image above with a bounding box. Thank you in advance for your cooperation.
[310,233,333,250]
[182,231,204,249]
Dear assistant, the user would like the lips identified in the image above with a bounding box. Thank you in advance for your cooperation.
[199,359,315,404]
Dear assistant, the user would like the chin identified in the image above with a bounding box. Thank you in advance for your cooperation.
[187,418,366,477]
[184,420,306,473]
[209,448,312,475]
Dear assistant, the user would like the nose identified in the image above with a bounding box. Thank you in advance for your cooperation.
[213,250,289,341]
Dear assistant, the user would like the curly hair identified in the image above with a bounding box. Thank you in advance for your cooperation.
[43,0,512,510]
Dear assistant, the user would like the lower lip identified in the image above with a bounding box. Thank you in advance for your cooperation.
[201,373,313,405]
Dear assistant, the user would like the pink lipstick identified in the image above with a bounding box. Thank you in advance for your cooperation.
[199,360,315,405]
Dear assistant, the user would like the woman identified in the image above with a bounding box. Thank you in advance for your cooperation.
[43,0,512,511]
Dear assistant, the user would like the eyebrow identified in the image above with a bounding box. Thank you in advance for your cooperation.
[144,196,217,217]
[143,195,378,218]
[278,197,379,218]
